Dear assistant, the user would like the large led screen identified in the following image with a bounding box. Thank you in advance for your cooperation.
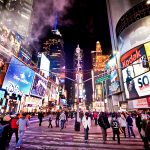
[0,25,22,55]
[105,56,120,95]
[30,73,47,98]
[121,42,150,100]
[2,57,35,95]
[40,53,50,77]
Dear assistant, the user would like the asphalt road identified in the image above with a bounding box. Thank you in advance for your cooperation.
[8,117,145,150]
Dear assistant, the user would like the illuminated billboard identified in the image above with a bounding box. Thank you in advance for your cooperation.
[40,53,50,77]
[121,42,150,100]
[2,57,35,95]
[30,73,47,98]
[105,56,120,95]
[0,25,22,55]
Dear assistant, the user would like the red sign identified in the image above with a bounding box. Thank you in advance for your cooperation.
[147,97,150,107]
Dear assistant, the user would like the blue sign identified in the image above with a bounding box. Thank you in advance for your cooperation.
[2,57,35,95]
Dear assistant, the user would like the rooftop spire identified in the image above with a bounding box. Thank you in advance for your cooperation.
[53,13,58,31]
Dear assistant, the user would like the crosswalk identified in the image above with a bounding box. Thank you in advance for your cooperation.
[9,120,144,150]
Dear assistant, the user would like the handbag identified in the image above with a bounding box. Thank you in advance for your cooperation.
[119,127,124,134]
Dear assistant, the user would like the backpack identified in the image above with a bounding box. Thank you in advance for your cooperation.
[111,120,119,129]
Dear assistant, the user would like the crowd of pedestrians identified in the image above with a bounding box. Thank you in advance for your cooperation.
[0,110,150,150]
[0,112,30,150]
[81,111,150,150]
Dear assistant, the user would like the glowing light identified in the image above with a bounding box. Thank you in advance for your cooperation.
[147,0,150,4]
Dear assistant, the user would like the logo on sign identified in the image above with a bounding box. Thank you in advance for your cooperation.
[138,75,150,90]
[122,50,141,68]
[6,81,24,96]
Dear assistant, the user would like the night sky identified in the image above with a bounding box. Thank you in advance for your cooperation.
[32,0,112,103]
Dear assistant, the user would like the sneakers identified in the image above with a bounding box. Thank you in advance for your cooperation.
[16,146,20,149]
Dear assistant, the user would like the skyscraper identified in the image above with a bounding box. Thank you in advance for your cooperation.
[1,0,33,37]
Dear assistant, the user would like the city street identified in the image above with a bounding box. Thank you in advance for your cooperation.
[9,118,144,150]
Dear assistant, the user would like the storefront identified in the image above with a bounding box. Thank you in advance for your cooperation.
[128,98,150,111]
[20,96,42,112]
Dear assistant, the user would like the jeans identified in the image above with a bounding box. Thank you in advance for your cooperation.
[127,125,135,137]
[84,126,89,141]
[122,127,126,138]
[16,130,25,147]
[61,120,65,129]
[113,129,120,144]
[39,118,42,126]
[56,119,59,127]
[94,118,97,125]
[101,127,107,142]
[9,128,19,143]
[48,120,53,128]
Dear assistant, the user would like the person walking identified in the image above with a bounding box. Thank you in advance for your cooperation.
[93,111,98,125]
[0,115,10,150]
[59,111,66,130]
[16,113,29,149]
[9,114,19,144]
[135,113,142,134]
[141,114,150,150]
[126,113,135,138]
[38,111,44,126]
[119,113,127,138]
[55,111,60,127]
[98,112,110,144]
[48,113,53,128]
[82,112,91,143]
[111,113,120,144]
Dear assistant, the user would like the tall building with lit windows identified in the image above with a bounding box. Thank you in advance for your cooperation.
[91,41,109,111]
[42,31,66,84]
[73,45,86,110]
[0,0,33,37]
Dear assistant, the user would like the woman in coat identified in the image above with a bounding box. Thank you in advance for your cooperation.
[82,112,91,143]
[119,113,127,138]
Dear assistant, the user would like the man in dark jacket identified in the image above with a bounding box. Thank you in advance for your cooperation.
[126,114,135,138]
[38,112,44,126]
[135,113,142,133]
[55,111,60,127]
[98,112,110,144]
[111,113,120,144]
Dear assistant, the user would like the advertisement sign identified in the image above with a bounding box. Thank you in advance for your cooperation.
[105,56,120,95]
[30,73,47,98]
[147,97,150,107]
[18,46,32,64]
[0,25,22,55]
[128,98,149,109]
[40,53,50,77]
[121,42,150,99]
[2,57,35,95]
[144,42,150,67]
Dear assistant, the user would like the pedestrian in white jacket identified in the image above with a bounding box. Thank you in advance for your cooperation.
[82,112,91,143]
[119,114,127,138]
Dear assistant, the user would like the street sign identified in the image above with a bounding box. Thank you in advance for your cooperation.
[95,74,110,83]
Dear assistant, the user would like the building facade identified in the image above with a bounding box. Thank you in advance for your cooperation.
[106,0,150,111]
